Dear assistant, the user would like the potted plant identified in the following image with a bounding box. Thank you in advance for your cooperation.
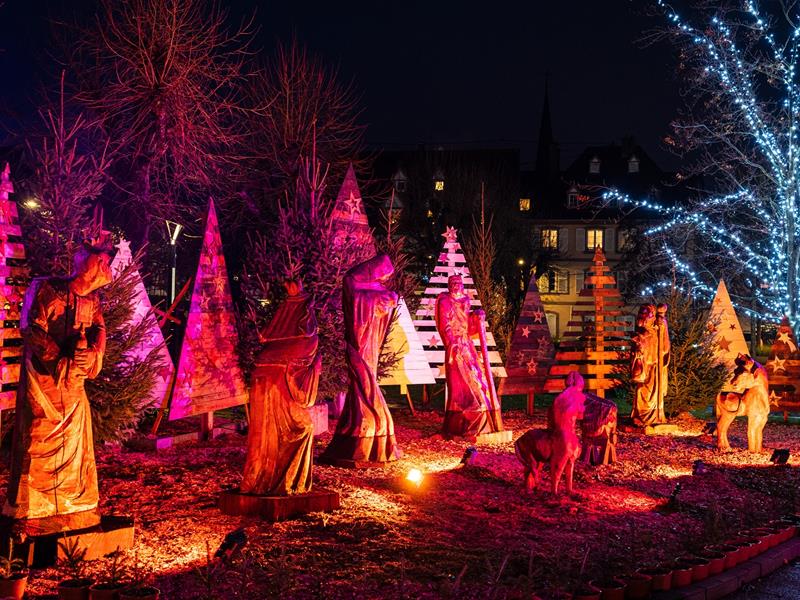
[697,549,725,576]
[58,535,92,600]
[670,561,693,588]
[618,572,651,600]
[119,551,159,600]
[676,556,709,582]
[637,565,672,591]
[588,577,626,600]
[90,549,129,600]
[0,540,28,600]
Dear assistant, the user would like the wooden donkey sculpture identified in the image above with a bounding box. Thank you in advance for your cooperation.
[716,353,770,452]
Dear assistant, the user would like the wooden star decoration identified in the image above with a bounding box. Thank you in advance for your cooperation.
[532,308,545,323]
[526,358,538,375]
[442,226,458,244]
[437,364,447,378]
[427,335,439,346]
[769,391,780,408]
[777,331,797,352]
[521,326,531,338]
[772,356,787,373]
[345,192,362,215]
[718,337,731,352]
[729,323,737,330]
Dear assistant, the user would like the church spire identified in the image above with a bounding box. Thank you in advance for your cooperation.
[535,76,560,184]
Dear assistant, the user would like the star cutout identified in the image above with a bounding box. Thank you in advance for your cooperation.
[718,337,731,352]
[526,358,538,375]
[439,253,448,262]
[777,331,797,352]
[772,356,787,373]
[532,308,545,323]
[442,226,458,244]
[437,364,447,377]
[769,391,780,408]
[521,326,531,338]
[344,192,362,215]
[708,323,717,333]
[729,323,737,330]
[115,238,132,257]
[427,335,439,346]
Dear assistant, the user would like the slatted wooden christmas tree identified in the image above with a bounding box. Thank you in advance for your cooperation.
[168,199,248,431]
[765,316,800,420]
[707,279,749,370]
[544,246,628,397]
[414,226,506,382]
[498,271,554,413]
[330,165,433,388]
[0,164,28,412]
[110,238,174,410]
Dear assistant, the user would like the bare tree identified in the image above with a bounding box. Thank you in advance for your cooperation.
[71,0,256,241]
[245,39,366,218]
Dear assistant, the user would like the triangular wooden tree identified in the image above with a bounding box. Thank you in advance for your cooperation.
[110,238,174,409]
[169,200,247,420]
[414,226,506,380]
[765,316,800,414]
[707,279,748,369]
[330,165,433,386]
[499,272,553,395]
[0,164,29,411]
[544,247,628,397]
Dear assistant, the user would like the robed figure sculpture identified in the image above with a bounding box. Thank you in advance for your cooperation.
[436,274,503,438]
[630,303,670,427]
[4,242,113,536]
[241,280,321,495]
[322,254,401,464]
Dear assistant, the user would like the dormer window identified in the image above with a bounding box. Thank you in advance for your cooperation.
[519,198,531,212]
[392,169,408,193]
[628,155,640,173]
[567,187,579,208]
[589,156,601,174]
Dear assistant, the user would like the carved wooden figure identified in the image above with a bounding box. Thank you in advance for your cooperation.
[4,242,113,536]
[515,371,586,494]
[580,393,618,465]
[436,274,503,438]
[241,281,320,495]
[322,254,401,465]
[716,353,770,452]
[630,303,670,426]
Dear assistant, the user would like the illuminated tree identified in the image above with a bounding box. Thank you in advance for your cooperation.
[606,1,800,330]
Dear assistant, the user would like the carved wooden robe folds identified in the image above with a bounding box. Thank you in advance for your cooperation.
[436,275,503,438]
[241,282,321,495]
[630,303,670,427]
[322,254,401,464]
[4,244,112,536]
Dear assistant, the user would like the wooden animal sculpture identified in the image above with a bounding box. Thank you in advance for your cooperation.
[716,353,770,452]
[515,371,586,494]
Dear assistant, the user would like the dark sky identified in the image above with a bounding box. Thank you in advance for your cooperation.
[0,1,681,169]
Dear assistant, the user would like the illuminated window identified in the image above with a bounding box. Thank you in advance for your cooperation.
[426,209,434,219]
[589,156,601,174]
[519,198,531,211]
[537,270,568,294]
[541,228,559,249]
[567,187,579,208]
[434,180,444,192]
[628,155,640,173]
[586,228,603,250]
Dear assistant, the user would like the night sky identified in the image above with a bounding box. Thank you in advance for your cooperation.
[0,1,681,169]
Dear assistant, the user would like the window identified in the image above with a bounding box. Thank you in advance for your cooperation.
[586,228,603,250]
[519,198,531,212]
[567,186,579,208]
[628,155,640,173]
[537,270,569,294]
[434,179,445,192]
[589,156,601,174]
[395,179,407,192]
[541,228,559,249]
[617,228,636,252]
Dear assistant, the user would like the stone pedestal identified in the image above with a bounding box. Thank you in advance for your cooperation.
[316,456,390,469]
[218,489,340,521]
[0,515,135,568]
[644,423,681,436]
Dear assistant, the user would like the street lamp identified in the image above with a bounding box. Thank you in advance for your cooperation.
[166,221,183,304]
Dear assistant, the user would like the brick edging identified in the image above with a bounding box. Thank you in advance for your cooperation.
[653,537,800,600]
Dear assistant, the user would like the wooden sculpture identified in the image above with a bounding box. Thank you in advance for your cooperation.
[716,353,769,452]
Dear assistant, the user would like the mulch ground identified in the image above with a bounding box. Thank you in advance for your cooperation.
[4,408,800,599]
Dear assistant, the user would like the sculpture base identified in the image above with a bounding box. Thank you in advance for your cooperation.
[644,423,680,436]
[218,489,340,521]
[0,515,134,568]
[445,430,513,445]
[317,456,391,469]
[126,416,235,451]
